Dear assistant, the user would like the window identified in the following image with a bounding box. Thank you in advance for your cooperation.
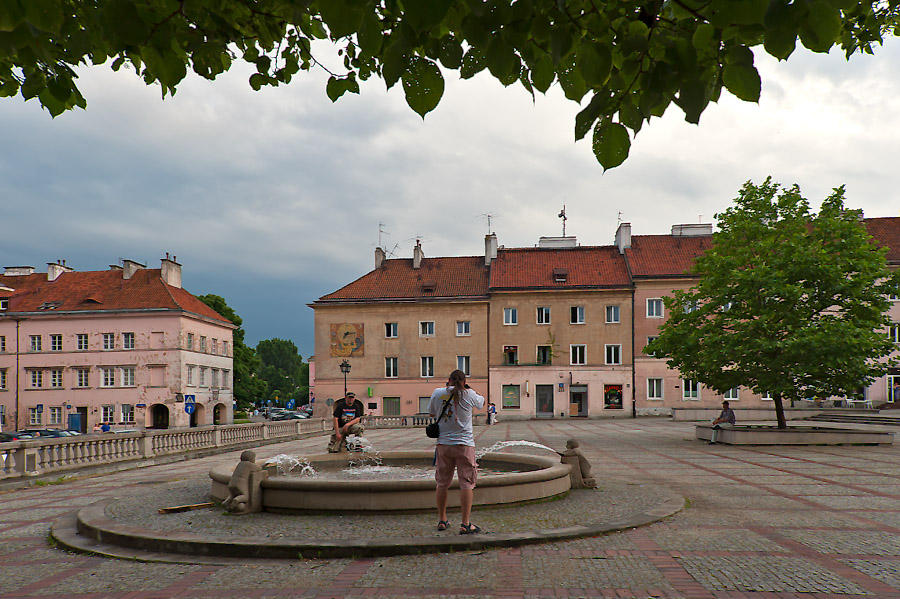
[29,408,41,426]
[647,298,664,318]
[457,355,470,376]
[503,307,518,325]
[418,397,431,413]
[212,339,218,354]
[605,305,620,323]
[683,379,700,400]
[385,322,398,338]
[503,345,518,365]
[186,333,194,350]
[383,397,401,416]
[101,405,114,423]
[187,365,195,385]
[50,334,62,351]
[890,323,900,344]
[570,344,586,365]
[419,321,435,337]
[724,387,739,400]
[0,298,7,310]
[536,306,551,324]
[200,336,207,351]
[30,335,42,351]
[211,369,219,388]
[570,306,585,324]
[888,376,900,402]
[456,321,470,336]
[76,368,89,387]
[223,341,229,356]
[77,334,88,350]
[121,404,135,423]
[121,367,135,387]
[605,344,622,365]
[645,336,659,357]
[684,301,699,313]
[199,367,207,386]
[49,406,62,425]
[0,405,4,425]
[103,333,115,350]
[385,357,398,378]
[647,378,663,400]
[0,369,6,390]
[537,345,552,365]
[502,384,521,409]
[0,335,5,352]
[123,332,135,349]
[30,369,43,388]
[421,356,434,377]
[51,369,63,388]
[221,370,230,388]
[761,391,773,401]
[101,367,116,387]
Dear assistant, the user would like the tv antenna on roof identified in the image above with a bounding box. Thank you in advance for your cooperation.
[617,211,623,225]
[558,205,567,237]
[378,222,387,248]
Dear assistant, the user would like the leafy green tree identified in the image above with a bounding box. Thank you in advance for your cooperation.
[196,294,267,410]
[256,338,309,404]
[2,1,897,169]
[646,179,900,429]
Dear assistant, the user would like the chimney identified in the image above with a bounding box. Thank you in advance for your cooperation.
[160,253,182,288]
[47,260,73,281]
[413,240,424,270]
[375,246,386,269]
[615,222,631,254]
[3,266,35,276]
[122,259,145,280]
[671,223,713,237]
[485,233,498,266]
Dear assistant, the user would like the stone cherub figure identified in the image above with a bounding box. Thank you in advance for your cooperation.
[560,438,596,489]
[223,450,265,514]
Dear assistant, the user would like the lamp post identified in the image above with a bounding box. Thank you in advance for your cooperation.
[339,360,351,398]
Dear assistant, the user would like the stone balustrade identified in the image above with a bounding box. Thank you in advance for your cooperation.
[362,413,485,428]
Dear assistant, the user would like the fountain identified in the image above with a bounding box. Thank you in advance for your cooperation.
[209,438,572,512]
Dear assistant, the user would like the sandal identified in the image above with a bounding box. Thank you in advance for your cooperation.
[459,522,482,535]
[437,520,450,531]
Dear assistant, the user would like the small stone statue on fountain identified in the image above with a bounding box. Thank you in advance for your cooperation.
[223,450,267,514]
[560,439,596,489]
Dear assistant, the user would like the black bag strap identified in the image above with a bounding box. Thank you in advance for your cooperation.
[435,388,458,423]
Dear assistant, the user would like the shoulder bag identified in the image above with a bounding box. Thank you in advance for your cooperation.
[426,392,455,438]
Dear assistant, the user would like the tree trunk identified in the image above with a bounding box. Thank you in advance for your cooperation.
[773,393,787,429]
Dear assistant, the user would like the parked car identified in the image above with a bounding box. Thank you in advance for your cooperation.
[20,429,72,438]
[0,431,35,441]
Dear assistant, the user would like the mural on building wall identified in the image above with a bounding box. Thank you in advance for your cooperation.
[330,323,365,357]
[604,384,623,409]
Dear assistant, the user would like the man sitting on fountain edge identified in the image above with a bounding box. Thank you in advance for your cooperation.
[328,391,365,453]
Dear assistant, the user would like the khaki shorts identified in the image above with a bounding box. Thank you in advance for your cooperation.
[435,444,478,490]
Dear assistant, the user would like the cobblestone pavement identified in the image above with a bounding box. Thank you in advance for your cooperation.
[3,418,900,598]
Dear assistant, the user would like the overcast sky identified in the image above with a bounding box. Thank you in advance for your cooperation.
[2,39,898,357]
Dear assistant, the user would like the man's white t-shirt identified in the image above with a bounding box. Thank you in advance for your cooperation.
[428,386,485,446]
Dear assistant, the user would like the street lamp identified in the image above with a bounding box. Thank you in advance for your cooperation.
[339,360,351,398]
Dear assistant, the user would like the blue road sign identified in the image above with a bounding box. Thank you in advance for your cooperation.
[184,394,196,403]
[287,399,296,410]
[267,399,273,406]
[184,403,196,415]
[36,404,43,413]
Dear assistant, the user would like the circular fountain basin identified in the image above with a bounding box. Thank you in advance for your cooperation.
[209,451,571,512]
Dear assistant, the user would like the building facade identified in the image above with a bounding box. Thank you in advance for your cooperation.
[0,257,235,432]
[310,218,900,419]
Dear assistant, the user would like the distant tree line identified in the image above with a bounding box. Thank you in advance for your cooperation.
[197,295,309,411]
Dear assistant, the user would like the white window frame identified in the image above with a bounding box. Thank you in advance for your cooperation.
[77,333,88,350]
[187,365,195,386]
[419,321,435,337]
[211,368,219,388]
[101,404,114,423]
[724,387,740,400]
[536,306,551,325]
[890,323,900,344]
[457,355,471,376]
[50,369,63,388]
[537,345,552,365]
[385,357,398,378]
[0,368,7,390]
[121,404,135,423]
[0,298,7,310]
[223,341,229,356]
[682,379,700,400]
[385,322,398,338]
[647,378,663,400]
[761,391,773,401]
[456,321,470,336]
[605,344,622,365]
[570,305,585,324]
[29,408,41,426]
[420,356,434,378]
[30,369,43,388]
[121,366,135,387]
[570,344,586,365]
[0,335,5,352]
[200,336,207,352]
[212,339,218,354]
[123,332,135,349]
[76,368,89,387]
[199,367,207,386]
[605,305,620,324]
[101,367,116,388]
[49,406,62,425]
[50,334,62,351]
[503,307,518,325]
[647,298,664,318]
[221,370,230,388]
[30,335,42,352]
[186,333,194,350]
[503,345,518,365]
[103,333,115,350]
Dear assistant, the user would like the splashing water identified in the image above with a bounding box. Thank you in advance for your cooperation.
[345,434,383,468]
[265,454,317,477]
[475,440,559,460]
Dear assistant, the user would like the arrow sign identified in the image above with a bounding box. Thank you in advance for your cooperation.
[184,403,196,415]
[287,399,296,410]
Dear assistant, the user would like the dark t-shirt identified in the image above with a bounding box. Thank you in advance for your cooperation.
[333,399,364,428]
[718,408,736,425]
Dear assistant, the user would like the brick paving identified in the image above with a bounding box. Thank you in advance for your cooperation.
[2,418,900,598]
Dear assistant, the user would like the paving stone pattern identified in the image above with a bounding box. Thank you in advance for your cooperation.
[3,419,900,598]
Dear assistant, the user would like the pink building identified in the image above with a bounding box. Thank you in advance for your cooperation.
[0,257,235,432]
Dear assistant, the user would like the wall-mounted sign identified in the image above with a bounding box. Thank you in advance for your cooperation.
[135,403,146,408]
[604,384,623,409]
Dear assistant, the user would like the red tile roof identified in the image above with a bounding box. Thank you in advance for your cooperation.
[865,217,900,264]
[317,256,489,302]
[0,268,232,325]
[489,246,629,289]
[626,235,713,278]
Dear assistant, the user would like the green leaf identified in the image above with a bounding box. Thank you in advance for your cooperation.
[618,99,643,134]
[402,0,452,32]
[722,63,760,102]
[249,73,266,91]
[550,27,573,64]
[763,27,797,60]
[401,56,444,118]
[439,36,463,69]
[357,11,383,55]
[575,93,606,141]
[556,57,587,102]
[530,54,554,92]
[318,0,364,39]
[102,0,150,47]
[692,24,718,59]
[708,0,768,26]
[24,0,62,33]
[382,39,407,89]
[0,1,23,32]
[460,48,485,79]
[799,0,842,53]
[576,43,612,87]
[486,38,520,86]
[676,79,708,124]
[592,121,630,170]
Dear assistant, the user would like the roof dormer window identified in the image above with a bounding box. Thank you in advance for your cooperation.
[420,281,436,294]
[0,298,7,310]
[38,301,61,310]
[553,268,568,283]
